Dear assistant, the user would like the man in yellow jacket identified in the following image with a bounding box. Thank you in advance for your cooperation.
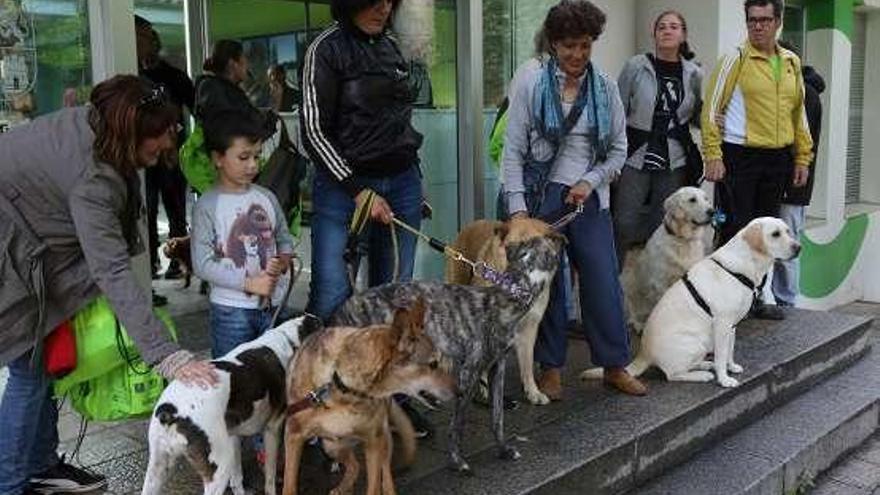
[702,0,813,320]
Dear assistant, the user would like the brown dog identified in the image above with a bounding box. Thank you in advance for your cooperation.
[282,300,455,495]
[161,235,193,288]
[445,218,556,405]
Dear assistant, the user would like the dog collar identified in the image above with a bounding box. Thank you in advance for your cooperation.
[332,372,374,401]
[473,262,532,306]
[287,383,332,416]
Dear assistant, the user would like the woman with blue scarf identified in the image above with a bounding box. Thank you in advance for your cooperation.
[502,0,646,398]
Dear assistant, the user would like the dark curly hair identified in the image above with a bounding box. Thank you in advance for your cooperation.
[535,0,606,55]
[744,0,783,19]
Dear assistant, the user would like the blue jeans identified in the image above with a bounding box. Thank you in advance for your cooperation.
[0,351,60,495]
[306,166,422,322]
[533,185,631,369]
[772,204,805,306]
[210,303,288,358]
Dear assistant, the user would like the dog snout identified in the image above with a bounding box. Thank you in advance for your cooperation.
[707,207,716,217]
[791,242,802,258]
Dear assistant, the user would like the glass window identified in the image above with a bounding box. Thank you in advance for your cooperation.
[781,5,806,57]
[1,0,91,129]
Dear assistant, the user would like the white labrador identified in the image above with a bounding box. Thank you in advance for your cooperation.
[621,187,714,338]
[584,217,800,388]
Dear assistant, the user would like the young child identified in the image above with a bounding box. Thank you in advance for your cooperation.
[191,109,294,358]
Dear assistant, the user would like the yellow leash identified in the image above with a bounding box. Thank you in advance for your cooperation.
[349,189,399,284]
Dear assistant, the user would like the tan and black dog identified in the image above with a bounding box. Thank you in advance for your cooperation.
[282,299,455,495]
[445,218,555,405]
[162,235,193,288]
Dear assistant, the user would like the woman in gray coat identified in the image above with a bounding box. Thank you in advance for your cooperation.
[612,11,703,265]
[0,75,216,495]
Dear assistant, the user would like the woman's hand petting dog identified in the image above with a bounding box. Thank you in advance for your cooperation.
[245,272,278,297]
[173,360,219,389]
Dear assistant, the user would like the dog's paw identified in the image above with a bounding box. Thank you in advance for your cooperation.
[728,362,744,374]
[498,445,521,461]
[717,376,740,388]
[525,388,550,405]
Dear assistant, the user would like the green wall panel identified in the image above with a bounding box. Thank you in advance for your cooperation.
[805,0,855,40]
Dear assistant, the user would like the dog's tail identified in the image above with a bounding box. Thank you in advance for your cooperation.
[389,401,417,466]
[579,354,651,380]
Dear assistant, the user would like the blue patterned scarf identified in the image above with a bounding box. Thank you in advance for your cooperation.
[532,57,611,162]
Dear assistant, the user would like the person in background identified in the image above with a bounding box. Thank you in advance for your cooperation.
[502,0,646,399]
[612,10,703,265]
[135,15,194,295]
[701,0,813,320]
[772,40,824,308]
[0,75,216,495]
[268,64,300,113]
[301,0,429,436]
[195,39,263,129]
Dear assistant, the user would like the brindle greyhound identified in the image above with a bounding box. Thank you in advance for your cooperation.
[330,218,563,473]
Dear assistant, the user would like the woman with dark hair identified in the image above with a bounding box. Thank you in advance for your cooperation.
[267,64,300,113]
[612,11,703,263]
[301,0,427,434]
[503,0,645,399]
[0,75,217,495]
[195,39,257,126]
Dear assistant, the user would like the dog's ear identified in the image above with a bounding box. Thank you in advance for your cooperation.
[663,194,679,217]
[392,299,427,355]
[742,223,768,255]
[494,223,510,243]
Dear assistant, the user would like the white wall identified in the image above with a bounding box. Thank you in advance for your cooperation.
[861,12,880,203]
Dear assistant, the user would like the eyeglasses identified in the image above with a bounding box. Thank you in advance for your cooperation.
[747,16,777,27]
[138,84,169,107]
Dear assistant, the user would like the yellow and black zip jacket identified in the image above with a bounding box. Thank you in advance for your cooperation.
[701,41,814,167]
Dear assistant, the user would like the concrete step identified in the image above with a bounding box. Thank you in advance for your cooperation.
[395,309,873,495]
[629,329,880,495]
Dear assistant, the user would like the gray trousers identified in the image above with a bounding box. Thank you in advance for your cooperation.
[771,204,805,306]
[611,165,687,267]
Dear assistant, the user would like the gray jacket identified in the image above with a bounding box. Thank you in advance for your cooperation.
[617,54,703,170]
[502,58,628,213]
[0,107,180,366]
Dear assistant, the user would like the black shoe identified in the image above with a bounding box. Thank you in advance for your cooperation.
[164,261,183,280]
[152,291,168,307]
[751,302,785,320]
[398,400,434,439]
[29,458,107,494]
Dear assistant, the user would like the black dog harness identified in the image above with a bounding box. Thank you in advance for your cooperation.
[682,258,758,318]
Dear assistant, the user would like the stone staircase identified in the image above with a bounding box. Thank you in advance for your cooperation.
[393,308,876,495]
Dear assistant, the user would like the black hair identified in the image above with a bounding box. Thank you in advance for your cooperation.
[744,0,783,19]
[330,0,402,26]
[203,39,244,74]
[202,110,268,155]
[534,0,607,55]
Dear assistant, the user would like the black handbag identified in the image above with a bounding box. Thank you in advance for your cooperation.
[256,117,308,223]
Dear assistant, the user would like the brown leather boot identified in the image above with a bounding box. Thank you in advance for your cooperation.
[537,368,563,401]
[604,367,647,396]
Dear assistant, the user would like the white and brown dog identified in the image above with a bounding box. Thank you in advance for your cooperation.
[584,217,801,388]
[620,187,715,342]
[141,314,321,495]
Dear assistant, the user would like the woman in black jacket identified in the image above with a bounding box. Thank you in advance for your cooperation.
[195,39,258,126]
[302,0,429,435]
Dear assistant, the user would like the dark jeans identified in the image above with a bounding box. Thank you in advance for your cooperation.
[209,303,289,358]
[715,143,794,246]
[146,164,188,274]
[534,185,631,369]
[306,166,422,322]
[0,351,60,495]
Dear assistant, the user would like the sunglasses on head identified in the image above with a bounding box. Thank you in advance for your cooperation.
[138,84,169,107]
